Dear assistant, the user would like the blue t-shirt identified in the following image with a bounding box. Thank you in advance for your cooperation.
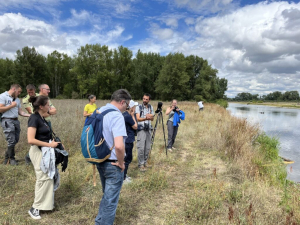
[99,103,127,160]
[123,111,135,143]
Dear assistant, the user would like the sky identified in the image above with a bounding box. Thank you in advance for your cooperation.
[1,0,300,98]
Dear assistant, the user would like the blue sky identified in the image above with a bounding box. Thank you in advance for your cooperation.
[1,0,300,97]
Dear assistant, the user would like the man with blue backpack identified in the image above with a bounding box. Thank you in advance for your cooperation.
[85,89,131,225]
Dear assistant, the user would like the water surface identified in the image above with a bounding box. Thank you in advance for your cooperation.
[227,103,300,182]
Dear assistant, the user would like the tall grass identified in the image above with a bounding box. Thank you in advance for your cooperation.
[0,100,299,224]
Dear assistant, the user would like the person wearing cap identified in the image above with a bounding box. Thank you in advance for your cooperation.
[0,84,30,165]
[122,100,138,183]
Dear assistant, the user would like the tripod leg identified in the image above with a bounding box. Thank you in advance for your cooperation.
[160,112,168,156]
[149,114,159,159]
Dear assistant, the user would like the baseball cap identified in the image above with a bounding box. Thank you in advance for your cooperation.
[129,100,138,108]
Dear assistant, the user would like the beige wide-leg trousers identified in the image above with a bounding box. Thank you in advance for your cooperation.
[29,145,54,210]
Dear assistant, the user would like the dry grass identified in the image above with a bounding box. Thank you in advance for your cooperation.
[0,100,299,224]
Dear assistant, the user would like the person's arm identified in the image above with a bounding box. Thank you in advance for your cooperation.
[27,127,60,148]
[83,110,92,117]
[25,107,33,114]
[0,102,17,113]
[166,106,173,115]
[112,136,125,171]
[18,108,30,117]
[129,108,138,130]
[136,106,148,122]
[131,114,137,130]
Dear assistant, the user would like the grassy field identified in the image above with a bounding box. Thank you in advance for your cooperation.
[1,100,300,225]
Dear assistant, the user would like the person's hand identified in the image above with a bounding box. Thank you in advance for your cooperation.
[171,105,175,110]
[176,108,180,112]
[49,140,60,148]
[111,161,125,172]
[146,114,153,120]
[11,102,17,108]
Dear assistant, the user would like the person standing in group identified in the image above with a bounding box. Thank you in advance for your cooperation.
[27,95,60,220]
[38,84,56,129]
[165,99,181,152]
[95,89,131,225]
[198,100,204,111]
[0,84,30,165]
[23,84,39,114]
[23,84,39,164]
[122,100,138,183]
[135,93,154,172]
[83,94,97,125]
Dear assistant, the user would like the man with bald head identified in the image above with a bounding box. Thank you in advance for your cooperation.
[38,84,56,128]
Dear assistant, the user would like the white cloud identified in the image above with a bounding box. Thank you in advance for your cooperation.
[115,3,131,14]
[0,13,130,58]
[185,17,195,25]
[164,17,178,28]
[173,0,235,13]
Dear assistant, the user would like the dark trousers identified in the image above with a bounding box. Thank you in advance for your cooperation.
[167,120,178,149]
[124,142,133,179]
[1,119,21,159]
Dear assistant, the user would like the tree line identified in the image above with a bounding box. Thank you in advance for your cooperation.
[0,44,227,101]
[231,91,300,101]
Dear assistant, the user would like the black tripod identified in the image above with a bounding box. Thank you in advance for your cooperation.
[150,109,167,156]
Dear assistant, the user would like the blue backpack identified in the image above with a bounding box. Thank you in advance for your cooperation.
[81,109,116,164]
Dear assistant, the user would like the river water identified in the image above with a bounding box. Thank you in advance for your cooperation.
[227,103,300,182]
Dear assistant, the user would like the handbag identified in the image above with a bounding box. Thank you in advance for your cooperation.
[49,126,69,172]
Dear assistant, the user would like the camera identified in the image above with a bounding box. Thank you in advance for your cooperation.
[173,106,178,112]
[144,123,149,131]
[155,102,163,113]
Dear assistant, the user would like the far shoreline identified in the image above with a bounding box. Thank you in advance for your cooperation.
[229,101,300,109]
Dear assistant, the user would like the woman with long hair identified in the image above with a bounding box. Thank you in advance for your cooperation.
[27,95,60,220]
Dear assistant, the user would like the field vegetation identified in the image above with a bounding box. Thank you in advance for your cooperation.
[0,100,299,224]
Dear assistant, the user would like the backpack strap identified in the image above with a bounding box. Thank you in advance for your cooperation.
[100,108,117,116]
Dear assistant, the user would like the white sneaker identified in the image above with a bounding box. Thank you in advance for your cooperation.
[172,147,176,150]
[123,177,132,184]
[28,207,41,220]
[167,148,173,152]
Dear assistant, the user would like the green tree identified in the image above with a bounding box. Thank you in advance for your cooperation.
[131,50,165,99]
[14,46,47,93]
[0,58,15,93]
[74,44,114,98]
[47,51,73,97]
[112,46,133,91]
[155,53,190,100]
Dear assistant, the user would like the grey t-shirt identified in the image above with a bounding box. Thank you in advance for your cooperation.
[0,91,21,118]
[168,110,175,122]
[135,104,154,129]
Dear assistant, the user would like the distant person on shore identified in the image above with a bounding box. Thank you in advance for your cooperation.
[165,99,181,152]
[38,84,56,129]
[83,94,97,125]
[23,84,39,114]
[198,101,204,111]
[0,84,30,165]
[122,100,138,183]
[27,95,60,220]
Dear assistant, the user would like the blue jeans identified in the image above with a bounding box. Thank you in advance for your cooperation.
[95,162,124,225]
